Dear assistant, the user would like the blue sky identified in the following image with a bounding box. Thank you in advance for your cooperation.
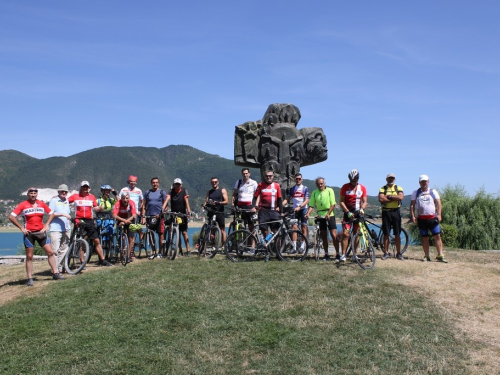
[1,1,499,196]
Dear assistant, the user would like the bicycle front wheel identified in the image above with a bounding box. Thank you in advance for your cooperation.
[277,229,308,262]
[225,230,257,262]
[120,232,129,266]
[204,226,221,259]
[65,238,90,274]
[168,226,178,260]
[351,232,376,270]
[314,229,322,261]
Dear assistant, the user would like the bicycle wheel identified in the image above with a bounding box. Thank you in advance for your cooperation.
[64,238,90,274]
[314,229,322,261]
[277,229,308,262]
[204,226,221,259]
[225,230,257,262]
[400,227,409,255]
[120,232,129,266]
[167,226,178,260]
[351,232,376,270]
[197,224,208,256]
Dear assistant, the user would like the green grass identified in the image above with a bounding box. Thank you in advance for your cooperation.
[0,257,470,374]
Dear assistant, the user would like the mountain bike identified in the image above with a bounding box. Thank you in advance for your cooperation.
[364,214,409,257]
[225,211,308,262]
[313,217,325,261]
[198,202,222,259]
[96,212,117,262]
[344,214,376,270]
[142,216,159,260]
[64,218,91,274]
[115,223,130,266]
[163,211,189,260]
[227,206,248,235]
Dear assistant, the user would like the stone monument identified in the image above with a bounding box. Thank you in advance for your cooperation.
[234,103,328,189]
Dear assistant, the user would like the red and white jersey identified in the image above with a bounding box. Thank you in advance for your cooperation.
[68,193,97,220]
[340,183,367,211]
[113,200,137,219]
[11,200,53,231]
[255,182,282,209]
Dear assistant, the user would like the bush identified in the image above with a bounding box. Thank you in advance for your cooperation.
[406,222,458,247]
[17,243,46,256]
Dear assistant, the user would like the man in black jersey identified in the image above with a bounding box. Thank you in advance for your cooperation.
[203,177,228,244]
[163,178,192,255]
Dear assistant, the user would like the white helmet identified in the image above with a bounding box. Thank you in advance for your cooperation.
[348,169,359,180]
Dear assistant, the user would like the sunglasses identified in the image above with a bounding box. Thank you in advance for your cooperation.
[28,189,38,193]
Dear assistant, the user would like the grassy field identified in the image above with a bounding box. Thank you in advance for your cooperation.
[1,246,499,374]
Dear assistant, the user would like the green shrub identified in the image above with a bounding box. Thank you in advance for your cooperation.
[440,223,458,247]
[17,243,45,256]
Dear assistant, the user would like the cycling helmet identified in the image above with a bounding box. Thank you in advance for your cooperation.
[348,169,359,180]
[100,184,112,191]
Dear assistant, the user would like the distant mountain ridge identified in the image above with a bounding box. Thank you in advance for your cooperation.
[0,145,409,212]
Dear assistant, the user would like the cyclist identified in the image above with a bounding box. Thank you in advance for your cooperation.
[340,169,368,262]
[113,192,138,262]
[163,178,192,255]
[305,177,340,261]
[47,184,72,273]
[410,175,447,263]
[141,177,167,258]
[119,175,144,245]
[9,187,64,286]
[96,184,117,260]
[285,172,310,253]
[68,181,113,267]
[378,173,404,260]
[203,177,228,245]
[232,168,258,232]
[251,170,283,240]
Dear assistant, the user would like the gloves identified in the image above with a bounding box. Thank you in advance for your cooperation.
[360,209,365,215]
[347,212,354,219]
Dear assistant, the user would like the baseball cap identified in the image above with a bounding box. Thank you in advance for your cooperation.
[419,175,429,182]
[386,173,396,179]
[128,175,137,182]
[81,181,90,187]
[173,178,182,184]
[58,184,69,191]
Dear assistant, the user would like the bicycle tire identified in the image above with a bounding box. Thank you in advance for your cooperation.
[204,226,221,259]
[277,229,308,262]
[225,230,257,262]
[400,227,409,255]
[148,230,158,258]
[120,232,129,266]
[168,226,178,260]
[379,227,410,256]
[314,229,322,262]
[64,238,90,274]
[197,224,208,257]
[351,232,376,270]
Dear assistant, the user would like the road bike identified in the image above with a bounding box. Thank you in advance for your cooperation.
[163,211,189,260]
[312,217,325,261]
[198,202,222,259]
[64,218,91,274]
[225,211,308,262]
[364,214,409,257]
[344,214,376,270]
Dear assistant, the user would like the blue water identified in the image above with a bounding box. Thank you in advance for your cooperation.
[0,232,24,256]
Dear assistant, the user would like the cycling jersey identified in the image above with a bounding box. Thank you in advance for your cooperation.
[68,193,98,220]
[113,200,137,219]
[288,184,310,209]
[340,183,367,212]
[119,187,143,210]
[168,187,189,213]
[11,200,53,232]
[379,184,404,209]
[309,188,336,215]
[234,178,258,206]
[97,196,116,212]
[254,182,282,209]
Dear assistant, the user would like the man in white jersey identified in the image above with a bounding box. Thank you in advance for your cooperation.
[232,168,258,232]
[410,175,447,263]
[119,175,144,244]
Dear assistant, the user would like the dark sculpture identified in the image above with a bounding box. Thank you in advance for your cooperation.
[234,103,328,189]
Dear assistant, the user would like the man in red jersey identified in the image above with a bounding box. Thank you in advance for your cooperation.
[68,181,113,267]
[339,169,367,262]
[9,188,64,286]
[113,192,138,262]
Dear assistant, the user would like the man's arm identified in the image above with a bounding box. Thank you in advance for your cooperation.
[162,195,171,212]
[220,189,229,205]
[361,195,368,210]
[231,189,238,206]
[410,200,416,223]
[339,195,348,213]
[435,198,442,222]
[184,196,191,215]
[9,214,26,234]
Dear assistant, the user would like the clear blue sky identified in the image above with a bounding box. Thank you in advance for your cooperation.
[1,1,499,196]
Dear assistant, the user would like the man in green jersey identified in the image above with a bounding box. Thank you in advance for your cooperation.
[305,177,340,262]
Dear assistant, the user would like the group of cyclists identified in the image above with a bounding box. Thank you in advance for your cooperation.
[10,168,446,286]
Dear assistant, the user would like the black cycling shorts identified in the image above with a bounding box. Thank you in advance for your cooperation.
[382,210,401,236]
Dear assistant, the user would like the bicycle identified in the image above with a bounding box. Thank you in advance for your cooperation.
[163,211,189,260]
[312,217,325,261]
[64,218,91,274]
[344,214,376,270]
[227,206,248,235]
[225,211,308,262]
[142,215,159,260]
[95,212,117,262]
[364,214,409,257]
[115,223,130,266]
[198,202,222,259]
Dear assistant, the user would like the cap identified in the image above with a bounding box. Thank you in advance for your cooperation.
[386,173,396,179]
[173,178,182,184]
[128,175,137,182]
[81,181,90,187]
[419,175,429,182]
[58,184,69,192]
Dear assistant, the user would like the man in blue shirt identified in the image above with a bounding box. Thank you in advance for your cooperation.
[141,177,167,258]
[48,184,72,273]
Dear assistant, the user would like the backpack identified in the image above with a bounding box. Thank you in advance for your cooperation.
[382,184,401,207]
[233,179,243,206]
[144,189,166,204]
[415,188,438,200]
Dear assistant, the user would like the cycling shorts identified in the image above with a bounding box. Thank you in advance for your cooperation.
[258,208,280,232]
[417,217,440,237]
[294,207,309,226]
[78,220,99,241]
[342,212,360,232]
[24,230,50,248]
[318,216,336,232]
[381,210,401,236]
[207,212,225,228]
